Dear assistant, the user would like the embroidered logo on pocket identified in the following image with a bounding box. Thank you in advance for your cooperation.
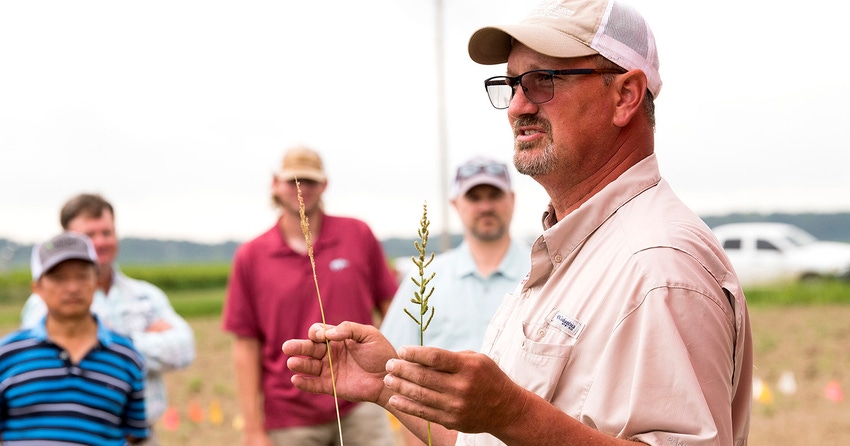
[547,311,584,339]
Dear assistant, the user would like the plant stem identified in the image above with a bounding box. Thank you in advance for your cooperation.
[295,178,344,446]
[405,201,435,445]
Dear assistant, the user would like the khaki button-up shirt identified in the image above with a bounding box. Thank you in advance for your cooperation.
[458,155,752,446]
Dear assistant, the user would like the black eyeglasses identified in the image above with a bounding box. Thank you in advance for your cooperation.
[484,68,625,109]
[456,162,509,181]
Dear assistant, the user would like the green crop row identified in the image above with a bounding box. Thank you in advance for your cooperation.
[120,263,232,290]
[2,264,849,322]
[0,263,232,304]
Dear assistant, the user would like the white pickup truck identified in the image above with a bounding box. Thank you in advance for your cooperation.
[711,222,850,286]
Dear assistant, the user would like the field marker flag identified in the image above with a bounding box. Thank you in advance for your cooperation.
[752,377,774,405]
[209,399,224,425]
[777,371,797,395]
[232,414,245,431]
[189,399,205,423]
[163,407,180,431]
[825,380,844,402]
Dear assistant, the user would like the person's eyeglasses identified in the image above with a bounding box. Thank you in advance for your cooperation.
[484,68,625,110]
[456,162,509,181]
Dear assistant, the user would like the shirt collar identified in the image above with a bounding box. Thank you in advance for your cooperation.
[454,242,479,277]
[274,213,339,255]
[33,314,114,346]
[539,154,661,257]
[454,240,527,281]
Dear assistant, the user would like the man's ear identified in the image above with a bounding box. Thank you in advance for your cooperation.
[612,70,647,127]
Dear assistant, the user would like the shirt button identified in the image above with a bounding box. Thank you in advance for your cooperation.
[59,351,69,360]
[538,328,546,337]
[554,254,562,263]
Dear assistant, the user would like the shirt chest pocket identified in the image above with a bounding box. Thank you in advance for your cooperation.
[502,310,580,403]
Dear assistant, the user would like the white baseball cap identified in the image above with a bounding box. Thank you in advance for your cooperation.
[450,157,512,199]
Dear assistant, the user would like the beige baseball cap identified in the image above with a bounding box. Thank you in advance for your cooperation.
[468,0,662,98]
[276,146,327,183]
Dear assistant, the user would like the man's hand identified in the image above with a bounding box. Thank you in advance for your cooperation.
[145,319,173,333]
[283,321,398,406]
[382,346,529,435]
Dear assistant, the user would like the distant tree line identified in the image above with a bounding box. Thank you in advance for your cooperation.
[2,212,849,269]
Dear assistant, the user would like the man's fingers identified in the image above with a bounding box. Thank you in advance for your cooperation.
[286,355,323,377]
[384,366,445,406]
[386,347,471,398]
[282,338,325,358]
[290,374,332,395]
[384,371,471,431]
[305,321,370,342]
[384,348,505,431]
[396,345,465,373]
[386,393,444,425]
[307,322,333,342]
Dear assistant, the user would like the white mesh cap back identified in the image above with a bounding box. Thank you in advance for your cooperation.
[591,1,662,97]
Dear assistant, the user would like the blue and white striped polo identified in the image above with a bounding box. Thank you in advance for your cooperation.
[0,316,148,445]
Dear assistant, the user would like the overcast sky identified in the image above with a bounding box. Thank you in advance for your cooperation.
[1,0,848,246]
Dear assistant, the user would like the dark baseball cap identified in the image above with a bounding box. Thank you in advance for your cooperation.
[31,232,98,280]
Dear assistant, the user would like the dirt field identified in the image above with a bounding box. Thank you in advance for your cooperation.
[153,305,850,445]
[2,305,847,445]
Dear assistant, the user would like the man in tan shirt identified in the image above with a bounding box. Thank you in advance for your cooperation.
[283,1,752,445]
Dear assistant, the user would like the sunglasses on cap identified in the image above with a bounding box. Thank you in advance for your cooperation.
[455,161,509,181]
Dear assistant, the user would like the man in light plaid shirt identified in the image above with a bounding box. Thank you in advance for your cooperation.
[21,193,196,445]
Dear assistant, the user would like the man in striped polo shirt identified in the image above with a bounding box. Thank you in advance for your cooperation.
[0,232,148,445]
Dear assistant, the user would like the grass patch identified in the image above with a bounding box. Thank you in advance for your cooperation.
[0,269,33,304]
[744,279,850,306]
[0,304,22,326]
[120,263,231,290]
[169,288,225,318]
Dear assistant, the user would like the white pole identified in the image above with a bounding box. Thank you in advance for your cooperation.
[434,0,451,253]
